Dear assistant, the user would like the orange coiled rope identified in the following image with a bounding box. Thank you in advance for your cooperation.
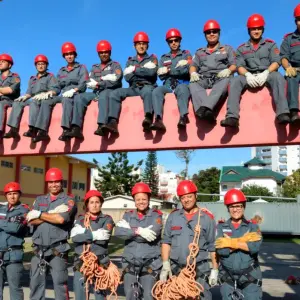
[152,209,204,299]
[79,213,121,300]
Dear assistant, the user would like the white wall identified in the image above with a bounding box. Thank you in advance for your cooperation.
[242,178,278,195]
[219,182,242,196]
[102,197,162,209]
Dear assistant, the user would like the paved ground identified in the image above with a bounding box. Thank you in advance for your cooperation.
[3,241,300,299]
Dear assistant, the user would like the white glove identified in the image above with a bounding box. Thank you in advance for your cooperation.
[92,228,110,241]
[116,219,131,229]
[136,225,157,242]
[175,60,188,68]
[0,202,8,205]
[62,89,76,98]
[26,210,42,222]
[87,78,98,89]
[48,204,69,214]
[245,72,259,88]
[14,95,27,102]
[143,61,157,69]
[255,69,270,86]
[32,93,44,101]
[70,224,86,238]
[160,261,172,282]
[123,65,135,76]
[209,269,219,286]
[217,68,232,78]
[157,67,168,75]
[101,74,117,81]
[190,72,200,82]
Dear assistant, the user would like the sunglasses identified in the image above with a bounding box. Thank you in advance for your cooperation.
[168,38,180,44]
[205,30,219,35]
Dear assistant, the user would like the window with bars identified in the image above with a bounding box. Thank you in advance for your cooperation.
[1,161,13,168]
[34,167,44,174]
[21,165,31,172]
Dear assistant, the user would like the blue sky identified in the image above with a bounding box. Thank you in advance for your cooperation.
[2,0,298,175]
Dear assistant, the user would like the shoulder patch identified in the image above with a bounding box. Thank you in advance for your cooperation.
[265,38,275,43]
[153,209,163,215]
[201,209,214,220]
[21,203,30,209]
[126,209,134,214]
[67,193,74,198]
[170,208,179,214]
[30,75,36,79]
[284,32,293,38]
[113,61,120,65]
[12,73,19,77]
[238,43,246,48]
[196,47,204,52]
[183,50,190,54]
[151,54,157,58]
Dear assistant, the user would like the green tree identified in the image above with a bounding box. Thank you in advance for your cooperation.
[192,167,220,202]
[143,151,159,197]
[175,150,195,179]
[282,169,300,198]
[241,184,274,202]
[93,152,143,198]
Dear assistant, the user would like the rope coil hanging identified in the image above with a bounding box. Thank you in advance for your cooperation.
[152,209,204,299]
[79,213,121,300]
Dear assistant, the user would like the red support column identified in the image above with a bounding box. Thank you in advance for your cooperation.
[86,168,91,192]
[44,157,50,194]
[15,156,21,183]
[68,163,73,195]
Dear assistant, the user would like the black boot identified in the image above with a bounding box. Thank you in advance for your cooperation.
[103,119,119,134]
[58,129,71,141]
[220,117,239,128]
[142,113,153,132]
[177,116,187,128]
[65,126,84,139]
[290,110,300,125]
[276,113,290,125]
[150,117,166,131]
[94,124,105,136]
[3,127,20,139]
[203,108,216,123]
[23,126,37,138]
[195,106,207,119]
[32,130,50,143]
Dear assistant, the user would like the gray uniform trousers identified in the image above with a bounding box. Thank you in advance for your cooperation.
[123,273,156,300]
[152,84,190,117]
[7,99,42,129]
[0,263,24,300]
[225,73,290,119]
[109,86,154,119]
[72,89,113,127]
[189,77,230,112]
[73,270,105,300]
[29,255,69,300]
[286,74,300,111]
[0,100,12,131]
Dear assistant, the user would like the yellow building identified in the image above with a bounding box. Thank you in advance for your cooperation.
[0,155,96,207]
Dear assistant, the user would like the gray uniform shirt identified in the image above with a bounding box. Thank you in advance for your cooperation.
[26,72,60,96]
[0,71,21,101]
[280,31,300,67]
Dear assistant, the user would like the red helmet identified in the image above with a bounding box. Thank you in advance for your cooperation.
[247,14,265,28]
[61,42,77,56]
[294,4,300,18]
[84,190,103,203]
[45,168,63,181]
[132,182,151,196]
[203,20,221,32]
[34,54,48,65]
[224,189,247,206]
[96,40,112,52]
[166,28,182,40]
[177,180,197,196]
[4,182,21,193]
[133,32,149,43]
[0,54,13,65]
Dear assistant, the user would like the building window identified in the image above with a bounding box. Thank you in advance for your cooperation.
[1,160,13,168]
[21,165,31,172]
[33,167,44,174]
[123,204,127,208]
[79,183,85,191]
[72,182,78,189]
[74,195,81,203]
[62,180,68,188]
[222,185,228,190]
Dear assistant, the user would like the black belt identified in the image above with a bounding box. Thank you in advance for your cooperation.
[122,257,159,278]
[33,240,68,253]
[0,245,23,253]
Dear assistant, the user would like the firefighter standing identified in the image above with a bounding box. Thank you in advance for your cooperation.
[221,14,291,128]
[160,180,218,300]
[4,55,60,141]
[104,32,158,134]
[0,182,29,300]
[0,54,20,137]
[151,28,191,131]
[26,167,77,300]
[216,189,263,300]
[71,190,114,300]
[280,4,300,124]
[67,40,122,138]
[189,20,236,124]
[37,42,89,141]
[114,182,162,300]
